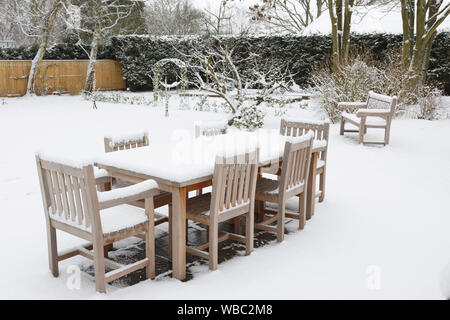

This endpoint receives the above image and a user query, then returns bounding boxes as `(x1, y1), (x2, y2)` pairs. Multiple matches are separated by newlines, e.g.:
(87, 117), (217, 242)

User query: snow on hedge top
(303, 4), (450, 35)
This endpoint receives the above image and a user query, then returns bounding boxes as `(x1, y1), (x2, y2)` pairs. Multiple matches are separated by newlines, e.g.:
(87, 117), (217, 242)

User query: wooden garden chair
(255, 133), (313, 242)
(185, 149), (259, 270)
(101, 132), (171, 255)
(280, 118), (330, 203)
(101, 132), (171, 226)
(194, 121), (227, 138)
(194, 122), (228, 196)
(36, 155), (159, 293)
(94, 132), (150, 190)
(339, 91), (397, 145)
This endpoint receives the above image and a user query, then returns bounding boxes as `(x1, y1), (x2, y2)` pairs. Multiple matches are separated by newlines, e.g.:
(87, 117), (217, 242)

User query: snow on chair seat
(35, 154), (159, 293)
(97, 179), (158, 209)
(341, 112), (387, 126)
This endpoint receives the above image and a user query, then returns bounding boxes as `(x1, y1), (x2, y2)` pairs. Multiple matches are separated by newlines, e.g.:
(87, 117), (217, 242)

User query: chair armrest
(338, 102), (367, 110)
(356, 108), (391, 117)
(97, 179), (159, 210)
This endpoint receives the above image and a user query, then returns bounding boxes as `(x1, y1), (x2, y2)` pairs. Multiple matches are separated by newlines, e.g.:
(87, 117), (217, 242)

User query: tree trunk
(342, 0), (354, 62)
(84, 29), (100, 94)
(26, 1), (66, 95)
(336, 0), (343, 62)
(328, 0), (339, 73)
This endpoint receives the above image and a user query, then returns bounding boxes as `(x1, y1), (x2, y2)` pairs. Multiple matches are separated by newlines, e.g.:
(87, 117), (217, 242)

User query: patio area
(1, 94), (450, 299)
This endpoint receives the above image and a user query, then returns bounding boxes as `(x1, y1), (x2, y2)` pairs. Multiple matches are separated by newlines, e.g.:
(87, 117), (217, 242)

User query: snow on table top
(97, 179), (158, 204)
(95, 130), (326, 184)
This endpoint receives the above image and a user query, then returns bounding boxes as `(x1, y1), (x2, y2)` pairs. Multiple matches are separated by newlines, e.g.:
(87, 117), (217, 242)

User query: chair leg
(298, 193), (306, 230)
(319, 170), (326, 203)
(93, 238), (106, 293)
(277, 201), (285, 243)
(384, 125), (390, 145)
(234, 216), (242, 234)
(145, 198), (155, 280)
(103, 243), (113, 258)
(208, 222), (218, 271)
(340, 118), (345, 135)
(359, 118), (366, 144)
(245, 210), (254, 256)
(168, 204), (172, 260)
(104, 181), (112, 191)
(256, 200), (265, 222)
(359, 126), (365, 144)
(46, 224), (59, 277)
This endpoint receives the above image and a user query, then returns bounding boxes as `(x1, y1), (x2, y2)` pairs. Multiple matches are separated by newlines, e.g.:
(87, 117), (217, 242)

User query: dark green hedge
(2, 33), (449, 93)
(0, 33), (114, 60)
(110, 33), (450, 94)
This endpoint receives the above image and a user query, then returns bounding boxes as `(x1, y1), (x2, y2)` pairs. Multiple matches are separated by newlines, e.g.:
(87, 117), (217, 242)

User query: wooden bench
(339, 91), (397, 145)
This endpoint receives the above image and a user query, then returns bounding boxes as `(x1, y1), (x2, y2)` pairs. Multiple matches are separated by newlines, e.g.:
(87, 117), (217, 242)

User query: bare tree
(401, 0), (450, 96)
(203, 0), (235, 34)
(65, 0), (139, 93)
(327, 0), (356, 72)
(249, 0), (327, 33)
(0, 0), (68, 94)
(144, 0), (204, 35)
(181, 39), (294, 120)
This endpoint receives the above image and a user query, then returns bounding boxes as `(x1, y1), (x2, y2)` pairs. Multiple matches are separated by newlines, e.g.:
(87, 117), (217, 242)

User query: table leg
(306, 152), (318, 220)
(171, 186), (187, 281)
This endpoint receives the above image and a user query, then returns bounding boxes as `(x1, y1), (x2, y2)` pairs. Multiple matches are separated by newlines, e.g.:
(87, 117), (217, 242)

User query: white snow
(97, 179), (159, 204)
(1, 94), (450, 299)
(100, 205), (149, 235)
(342, 112), (387, 126)
(303, 4), (450, 35)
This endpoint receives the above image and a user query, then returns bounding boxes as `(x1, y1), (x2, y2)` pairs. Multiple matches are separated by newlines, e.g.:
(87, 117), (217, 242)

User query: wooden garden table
(95, 131), (325, 281)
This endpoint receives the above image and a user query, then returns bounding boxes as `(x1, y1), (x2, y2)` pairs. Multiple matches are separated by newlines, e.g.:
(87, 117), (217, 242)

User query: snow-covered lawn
(0, 94), (449, 299)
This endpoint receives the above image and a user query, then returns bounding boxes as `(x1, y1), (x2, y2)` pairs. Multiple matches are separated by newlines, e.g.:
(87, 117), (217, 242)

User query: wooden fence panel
(0, 60), (126, 97)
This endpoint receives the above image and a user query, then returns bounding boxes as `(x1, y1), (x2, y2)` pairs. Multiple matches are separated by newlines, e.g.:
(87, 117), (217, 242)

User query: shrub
(231, 104), (265, 131)
(310, 48), (443, 122)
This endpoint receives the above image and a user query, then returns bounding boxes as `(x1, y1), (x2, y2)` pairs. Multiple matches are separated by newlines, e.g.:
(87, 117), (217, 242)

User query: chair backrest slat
(104, 133), (149, 153)
(211, 150), (258, 217)
(45, 170), (57, 214)
(79, 177), (91, 228)
(64, 174), (77, 222)
(72, 176), (84, 225)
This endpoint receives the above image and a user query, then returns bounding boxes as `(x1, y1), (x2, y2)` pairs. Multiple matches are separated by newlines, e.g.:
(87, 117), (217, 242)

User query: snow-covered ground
(0, 94), (450, 299)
